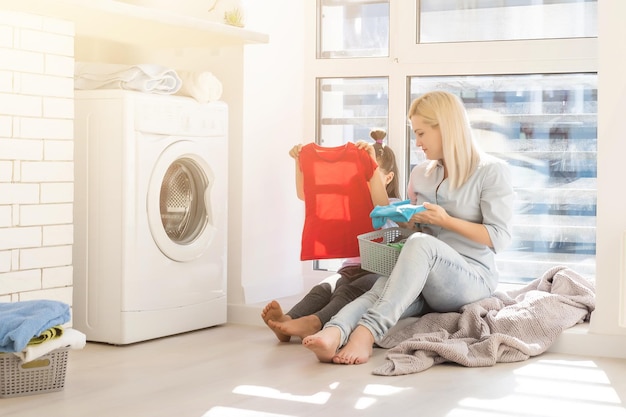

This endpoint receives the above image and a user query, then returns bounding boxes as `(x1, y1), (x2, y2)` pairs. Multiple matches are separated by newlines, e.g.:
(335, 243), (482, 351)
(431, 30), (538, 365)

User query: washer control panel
(133, 97), (228, 137)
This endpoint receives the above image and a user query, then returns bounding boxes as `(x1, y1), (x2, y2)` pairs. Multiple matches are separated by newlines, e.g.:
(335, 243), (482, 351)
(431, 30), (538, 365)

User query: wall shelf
(0, 0), (268, 47)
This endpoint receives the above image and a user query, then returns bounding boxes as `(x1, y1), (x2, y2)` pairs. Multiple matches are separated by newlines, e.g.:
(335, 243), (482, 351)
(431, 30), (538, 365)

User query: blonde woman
(303, 91), (514, 365)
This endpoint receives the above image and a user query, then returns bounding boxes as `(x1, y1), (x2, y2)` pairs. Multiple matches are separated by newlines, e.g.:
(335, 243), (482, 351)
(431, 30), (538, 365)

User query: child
(262, 130), (401, 342)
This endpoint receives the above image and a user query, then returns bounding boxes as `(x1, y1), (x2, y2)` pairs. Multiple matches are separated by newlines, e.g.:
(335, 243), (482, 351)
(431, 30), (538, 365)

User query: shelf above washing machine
(0, 0), (269, 47)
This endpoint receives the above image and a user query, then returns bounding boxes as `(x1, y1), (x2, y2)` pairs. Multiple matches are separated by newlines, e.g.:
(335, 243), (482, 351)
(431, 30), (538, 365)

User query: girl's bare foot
(302, 327), (342, 363)
(261, 300), (291, 342)
(271, 315), (322, 340)
(332, 325), (374, 365)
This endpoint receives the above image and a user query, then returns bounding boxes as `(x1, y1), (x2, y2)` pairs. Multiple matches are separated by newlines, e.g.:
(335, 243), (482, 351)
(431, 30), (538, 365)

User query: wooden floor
(3, 323), (626, 417)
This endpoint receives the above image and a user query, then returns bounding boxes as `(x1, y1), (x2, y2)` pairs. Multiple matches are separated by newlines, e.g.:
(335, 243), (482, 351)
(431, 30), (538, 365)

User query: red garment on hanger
(298, 142), (377, 260)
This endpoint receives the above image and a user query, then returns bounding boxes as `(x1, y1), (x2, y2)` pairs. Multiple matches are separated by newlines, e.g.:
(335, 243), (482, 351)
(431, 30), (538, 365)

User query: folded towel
(0, 300), (70, 353)
(14, 328), (87, 363)
(370, 200), (426, 229)
(27, 325), (64, 346)
(74, 62), (182, 94)
(175, 70), (223, 103)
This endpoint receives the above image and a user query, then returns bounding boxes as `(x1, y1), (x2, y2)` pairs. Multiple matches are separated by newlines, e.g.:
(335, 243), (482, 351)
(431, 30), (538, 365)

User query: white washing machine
(73, 90), (228, 344)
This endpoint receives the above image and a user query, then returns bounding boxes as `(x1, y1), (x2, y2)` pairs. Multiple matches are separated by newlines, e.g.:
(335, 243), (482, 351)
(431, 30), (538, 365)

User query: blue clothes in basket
(0, 300), (70, 353)
(370, 199), (426, 229)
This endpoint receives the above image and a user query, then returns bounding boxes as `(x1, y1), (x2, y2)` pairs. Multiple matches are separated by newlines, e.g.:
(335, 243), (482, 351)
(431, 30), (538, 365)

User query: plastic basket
(358, 227), (415, 276)
(0, 348), (69, 398)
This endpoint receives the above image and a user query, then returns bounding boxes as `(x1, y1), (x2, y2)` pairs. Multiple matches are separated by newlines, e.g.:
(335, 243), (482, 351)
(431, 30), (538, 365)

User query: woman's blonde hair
(408, 91), (480, 190)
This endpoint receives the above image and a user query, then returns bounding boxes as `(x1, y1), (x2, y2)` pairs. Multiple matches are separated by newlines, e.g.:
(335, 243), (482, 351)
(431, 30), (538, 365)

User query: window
(317, 77), (389, 146)
(316, 77), (389, 272)
(318, 0), (390, 58)
(419, 0), (597, 43)
(312, 1), (597, 285)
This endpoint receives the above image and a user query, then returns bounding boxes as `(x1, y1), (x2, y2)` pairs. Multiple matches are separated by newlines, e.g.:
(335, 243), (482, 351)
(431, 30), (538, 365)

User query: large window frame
(307, 1), (597, 286)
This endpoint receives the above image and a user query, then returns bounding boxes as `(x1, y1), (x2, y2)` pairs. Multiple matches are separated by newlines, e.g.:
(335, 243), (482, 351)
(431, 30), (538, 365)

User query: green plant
(224, 8), (244, 27)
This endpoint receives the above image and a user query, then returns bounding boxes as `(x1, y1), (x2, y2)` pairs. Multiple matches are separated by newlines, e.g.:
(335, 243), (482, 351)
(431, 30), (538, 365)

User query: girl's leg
(314, 273), (381, 325)
(264, 270), (348, 341)
(285, 283), (332, 319)
(262, 282), (333, 342)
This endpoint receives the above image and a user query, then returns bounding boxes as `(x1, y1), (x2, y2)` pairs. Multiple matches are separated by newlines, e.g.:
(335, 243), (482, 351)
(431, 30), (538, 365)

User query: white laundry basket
(0, 348), (69, 398)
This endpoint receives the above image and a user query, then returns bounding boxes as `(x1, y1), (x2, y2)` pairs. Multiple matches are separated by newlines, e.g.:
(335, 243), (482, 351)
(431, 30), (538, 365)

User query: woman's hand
(355, 140), (376, 160)
(411, 202), (450, 227)
(289, 144), (303, 160)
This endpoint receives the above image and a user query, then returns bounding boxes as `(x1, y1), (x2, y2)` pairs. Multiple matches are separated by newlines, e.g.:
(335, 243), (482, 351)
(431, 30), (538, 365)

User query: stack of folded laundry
(74, 62), (223, 103)
(0, 300), (86, 363)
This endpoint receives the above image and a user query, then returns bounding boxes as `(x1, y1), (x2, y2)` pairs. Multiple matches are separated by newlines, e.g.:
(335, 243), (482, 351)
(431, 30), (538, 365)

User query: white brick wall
(0, 11), (74, 306)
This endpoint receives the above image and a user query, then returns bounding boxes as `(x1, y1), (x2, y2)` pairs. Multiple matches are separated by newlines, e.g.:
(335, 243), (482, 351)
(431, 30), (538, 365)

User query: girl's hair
(407, 91), (480, 190)
(370, 129), (401, 199)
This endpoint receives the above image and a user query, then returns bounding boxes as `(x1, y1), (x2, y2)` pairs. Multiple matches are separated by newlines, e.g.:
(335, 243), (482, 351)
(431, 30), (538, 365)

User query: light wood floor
(3, 323), (626, 417)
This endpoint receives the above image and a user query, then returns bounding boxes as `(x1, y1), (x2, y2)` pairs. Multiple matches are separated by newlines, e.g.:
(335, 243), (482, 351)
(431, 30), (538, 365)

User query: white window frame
(303, 1), (626, 350)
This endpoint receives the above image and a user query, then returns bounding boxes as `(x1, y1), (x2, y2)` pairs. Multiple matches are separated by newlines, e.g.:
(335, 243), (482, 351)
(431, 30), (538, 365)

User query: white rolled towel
(175, 70), (223, 103)
(75, 62), (182, 95)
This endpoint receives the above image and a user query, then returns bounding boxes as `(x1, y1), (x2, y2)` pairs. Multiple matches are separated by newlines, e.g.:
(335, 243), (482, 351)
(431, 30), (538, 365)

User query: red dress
(299, 142), (377, 260)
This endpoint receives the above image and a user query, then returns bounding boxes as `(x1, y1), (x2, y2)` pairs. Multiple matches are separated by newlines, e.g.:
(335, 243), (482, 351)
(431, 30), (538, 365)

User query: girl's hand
(355, 140), (376, 160)
(411, 202), (450, 227)
(289, 144), (303, 160)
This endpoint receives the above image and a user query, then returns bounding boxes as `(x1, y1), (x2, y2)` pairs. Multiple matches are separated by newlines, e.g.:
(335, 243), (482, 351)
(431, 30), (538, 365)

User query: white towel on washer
(75, 62), (182, 94)
(175, 70), (223, 102)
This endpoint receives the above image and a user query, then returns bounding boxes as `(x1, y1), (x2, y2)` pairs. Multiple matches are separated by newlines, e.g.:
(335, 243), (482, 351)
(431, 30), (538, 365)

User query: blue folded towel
(370, 199), (426, 229)
(0, 300), (71, 353)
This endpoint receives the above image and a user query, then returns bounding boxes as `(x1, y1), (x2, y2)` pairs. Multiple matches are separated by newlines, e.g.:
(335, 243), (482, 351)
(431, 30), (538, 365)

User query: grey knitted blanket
(374, 266), (595, 376)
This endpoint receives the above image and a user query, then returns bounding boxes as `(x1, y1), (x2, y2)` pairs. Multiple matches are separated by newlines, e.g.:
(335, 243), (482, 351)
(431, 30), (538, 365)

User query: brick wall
(0, 11), (74, 306)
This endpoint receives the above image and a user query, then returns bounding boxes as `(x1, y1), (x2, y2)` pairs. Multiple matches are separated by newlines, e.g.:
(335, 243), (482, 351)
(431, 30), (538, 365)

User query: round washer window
(159, 158), (207, 244)
(147, 141), (217, 262)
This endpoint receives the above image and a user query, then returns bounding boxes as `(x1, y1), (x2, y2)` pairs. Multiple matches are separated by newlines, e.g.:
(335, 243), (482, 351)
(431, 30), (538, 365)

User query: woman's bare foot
(271, 315), (322, 340)
(261, 300), (291, 342)
(302, 327), (342, 363)
(332, 325), (374, 365)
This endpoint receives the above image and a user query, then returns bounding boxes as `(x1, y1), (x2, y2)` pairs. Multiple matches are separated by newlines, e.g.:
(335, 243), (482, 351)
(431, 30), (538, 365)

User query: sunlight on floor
(447, 359), (626, 417)
(231, 385), (331, 404)
(201, 407), (294, 417)
(203, 380), (415, 416)
(199, 358), (626, 417)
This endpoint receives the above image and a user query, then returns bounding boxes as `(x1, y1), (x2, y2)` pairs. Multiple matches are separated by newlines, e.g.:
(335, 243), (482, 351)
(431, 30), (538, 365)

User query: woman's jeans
(325, 232), (497, 346)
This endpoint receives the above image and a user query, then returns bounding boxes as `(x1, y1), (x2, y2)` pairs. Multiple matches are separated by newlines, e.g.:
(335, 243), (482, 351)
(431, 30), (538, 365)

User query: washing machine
(73, 90), (228, 344)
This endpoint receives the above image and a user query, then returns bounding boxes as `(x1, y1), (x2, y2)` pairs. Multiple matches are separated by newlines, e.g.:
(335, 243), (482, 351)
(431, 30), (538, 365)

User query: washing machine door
(147, 140), (216, 262)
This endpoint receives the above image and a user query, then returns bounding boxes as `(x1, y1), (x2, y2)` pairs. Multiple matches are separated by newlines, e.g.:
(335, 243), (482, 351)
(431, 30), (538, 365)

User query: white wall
(229, 0), (310, 306)
(0, 12), (75, 307)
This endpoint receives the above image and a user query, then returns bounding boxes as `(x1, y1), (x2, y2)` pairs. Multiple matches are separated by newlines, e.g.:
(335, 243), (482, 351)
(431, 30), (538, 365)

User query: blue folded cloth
(0, 300), (71, 353)
(370, 199), (426, 229)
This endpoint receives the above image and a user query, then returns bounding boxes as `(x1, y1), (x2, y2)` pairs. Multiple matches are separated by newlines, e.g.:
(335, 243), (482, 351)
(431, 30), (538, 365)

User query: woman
(303, 91), (514, 364)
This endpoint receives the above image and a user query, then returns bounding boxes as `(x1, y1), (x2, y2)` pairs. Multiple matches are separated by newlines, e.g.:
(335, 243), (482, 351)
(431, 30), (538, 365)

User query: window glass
(408, 74), (597, 283)
(318, 0), (390, 58)
(419, 0), (597, 43)
(317, 77), (389, 146)
(316, 76), (389, 271)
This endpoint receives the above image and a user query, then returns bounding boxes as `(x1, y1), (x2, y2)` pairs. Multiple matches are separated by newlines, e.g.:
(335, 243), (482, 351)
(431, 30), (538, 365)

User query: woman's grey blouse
(407, 155), (514, 274)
